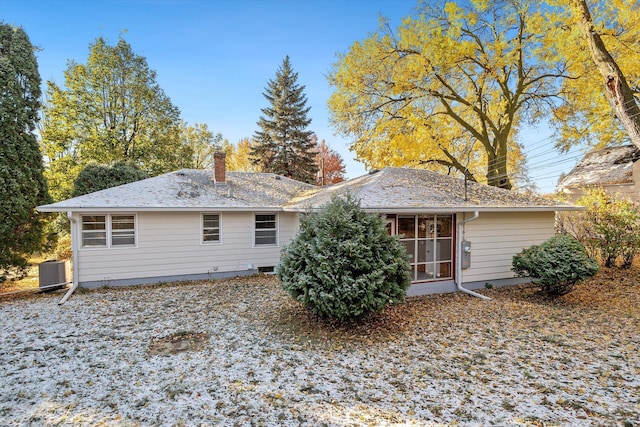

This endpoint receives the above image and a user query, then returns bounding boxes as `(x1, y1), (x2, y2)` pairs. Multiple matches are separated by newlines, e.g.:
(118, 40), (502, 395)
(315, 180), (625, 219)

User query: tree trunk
(486, 141), (512, 190)
(573, 0), (640, 149)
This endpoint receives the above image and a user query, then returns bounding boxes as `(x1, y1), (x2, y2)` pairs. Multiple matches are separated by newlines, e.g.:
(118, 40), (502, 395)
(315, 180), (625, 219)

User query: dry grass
(0, 255), (50, 294)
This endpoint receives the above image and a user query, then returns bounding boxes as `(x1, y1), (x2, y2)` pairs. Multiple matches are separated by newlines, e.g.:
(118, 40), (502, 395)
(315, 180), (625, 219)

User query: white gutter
(59, 211), (79, 305)
(456, 211), (491, 300)
(38, 206), (290, 213)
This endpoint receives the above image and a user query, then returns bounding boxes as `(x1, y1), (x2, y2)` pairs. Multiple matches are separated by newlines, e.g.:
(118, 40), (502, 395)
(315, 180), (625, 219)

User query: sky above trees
(3, 0), (583, 192)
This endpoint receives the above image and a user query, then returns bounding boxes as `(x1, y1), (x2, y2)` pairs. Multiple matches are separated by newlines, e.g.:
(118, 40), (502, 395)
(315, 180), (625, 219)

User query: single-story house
(38, 154), (577, 301)
(557, 145), (640, 203)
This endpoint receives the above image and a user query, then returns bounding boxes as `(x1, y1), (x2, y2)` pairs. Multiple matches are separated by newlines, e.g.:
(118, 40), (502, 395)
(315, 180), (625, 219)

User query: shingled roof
(38, 170), (317, 212)
(285, 167), (574, 212)
(39, 167), (575, 213)
(558, 145), (640, 190)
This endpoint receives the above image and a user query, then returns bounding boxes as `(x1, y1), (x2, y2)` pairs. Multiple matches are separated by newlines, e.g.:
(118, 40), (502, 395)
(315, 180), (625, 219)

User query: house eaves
(38, 206), (289, 213)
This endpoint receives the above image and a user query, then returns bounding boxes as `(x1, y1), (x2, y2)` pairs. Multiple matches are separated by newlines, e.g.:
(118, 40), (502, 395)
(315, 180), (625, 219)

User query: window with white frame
(254, 214), (277, 246)
(81, 214), (136, 248)
(202, 213), (221, 243)
(81, 215), (107, 247)
(111, 215), (136, 246)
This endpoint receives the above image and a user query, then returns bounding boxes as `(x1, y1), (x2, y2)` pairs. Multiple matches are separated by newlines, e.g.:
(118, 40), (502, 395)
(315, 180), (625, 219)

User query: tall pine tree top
(250, 56), (318, 184)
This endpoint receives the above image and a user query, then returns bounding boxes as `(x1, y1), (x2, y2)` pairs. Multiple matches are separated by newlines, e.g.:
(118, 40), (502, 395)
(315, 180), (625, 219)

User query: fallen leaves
(0, 270), (638, 426)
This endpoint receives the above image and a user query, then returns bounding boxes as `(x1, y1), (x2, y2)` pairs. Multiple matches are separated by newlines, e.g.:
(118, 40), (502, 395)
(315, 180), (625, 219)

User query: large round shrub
(512, 234), (599, 296)
(72, 161), (149, 197)
(278, 194), (411, 321)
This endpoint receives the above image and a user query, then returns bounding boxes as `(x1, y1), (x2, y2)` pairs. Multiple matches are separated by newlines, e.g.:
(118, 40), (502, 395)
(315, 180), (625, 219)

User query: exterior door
(385, 217), (396, 236)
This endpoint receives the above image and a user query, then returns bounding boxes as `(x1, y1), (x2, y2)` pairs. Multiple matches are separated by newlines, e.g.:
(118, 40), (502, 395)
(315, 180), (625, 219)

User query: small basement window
(258, 266), (275, 274)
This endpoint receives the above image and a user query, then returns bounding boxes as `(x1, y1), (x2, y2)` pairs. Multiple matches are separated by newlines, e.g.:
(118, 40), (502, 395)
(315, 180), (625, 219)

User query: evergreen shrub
(278, 194), (411, 321)
(512, 234), (599, 296)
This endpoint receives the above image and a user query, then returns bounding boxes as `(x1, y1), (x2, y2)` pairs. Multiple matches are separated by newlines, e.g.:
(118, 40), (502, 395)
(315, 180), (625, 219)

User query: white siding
(74, 211), (299, 285)
(460, 211), (555, 283)
(72, 209), (556, 289)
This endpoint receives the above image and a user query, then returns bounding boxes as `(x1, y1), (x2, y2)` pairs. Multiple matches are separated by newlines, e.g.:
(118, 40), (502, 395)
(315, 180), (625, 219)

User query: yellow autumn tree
(328, 1), (572, 189)
(175, 121), (223, 169)
(541, 0), (640, 151)
(222, 138), (263, 172)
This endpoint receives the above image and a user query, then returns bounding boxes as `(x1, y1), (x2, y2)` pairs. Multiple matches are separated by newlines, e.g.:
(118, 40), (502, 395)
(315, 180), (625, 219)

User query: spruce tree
(0, 23), (51, 278)
(278, 194), (411, 321)
(251, 56), (318, 184)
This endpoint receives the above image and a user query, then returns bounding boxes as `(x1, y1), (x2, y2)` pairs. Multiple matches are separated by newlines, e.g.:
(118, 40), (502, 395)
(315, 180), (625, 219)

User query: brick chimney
(213, 152), (226, 183)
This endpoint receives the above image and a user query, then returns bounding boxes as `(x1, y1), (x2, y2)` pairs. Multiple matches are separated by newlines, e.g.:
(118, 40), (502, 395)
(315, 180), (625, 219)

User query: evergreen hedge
(278, 194), (411, 320)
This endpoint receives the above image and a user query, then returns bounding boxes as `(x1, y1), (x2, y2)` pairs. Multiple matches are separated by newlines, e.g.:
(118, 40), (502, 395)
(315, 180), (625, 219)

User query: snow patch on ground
(1, 276), (638, 426)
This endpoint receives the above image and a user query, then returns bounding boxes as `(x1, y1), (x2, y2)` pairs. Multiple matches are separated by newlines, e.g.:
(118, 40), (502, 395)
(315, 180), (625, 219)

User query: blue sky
(2, 0), (579, 191)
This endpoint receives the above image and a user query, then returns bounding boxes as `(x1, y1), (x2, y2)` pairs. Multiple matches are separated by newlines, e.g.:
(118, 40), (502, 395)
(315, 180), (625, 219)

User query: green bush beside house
(513, 234), (599, 296)
(278, 194), (411, 321)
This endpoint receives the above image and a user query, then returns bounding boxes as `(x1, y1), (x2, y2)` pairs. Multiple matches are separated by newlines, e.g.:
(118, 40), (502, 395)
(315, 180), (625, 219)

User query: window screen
(81, 215), (107, 248)
(202, 214), (221, 243)
(111, 215), (136, 246)
(255, 214), (277, 245)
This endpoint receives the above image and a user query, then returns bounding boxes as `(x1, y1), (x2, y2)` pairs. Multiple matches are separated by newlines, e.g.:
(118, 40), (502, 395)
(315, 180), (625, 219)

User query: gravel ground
(0, 270), (638, 426)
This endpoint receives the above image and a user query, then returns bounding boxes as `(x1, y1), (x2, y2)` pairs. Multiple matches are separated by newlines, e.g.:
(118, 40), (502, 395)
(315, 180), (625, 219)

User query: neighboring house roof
(38, 170), (317, 212)
(38, 166), (576, 213)
(558, 145), (640, 190)
(285, 167), (573, 212)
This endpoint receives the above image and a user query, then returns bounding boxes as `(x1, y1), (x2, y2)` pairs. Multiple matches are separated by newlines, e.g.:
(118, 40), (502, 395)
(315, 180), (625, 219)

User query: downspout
(456, 211), (491, 300)
(59, 211), (79, 305)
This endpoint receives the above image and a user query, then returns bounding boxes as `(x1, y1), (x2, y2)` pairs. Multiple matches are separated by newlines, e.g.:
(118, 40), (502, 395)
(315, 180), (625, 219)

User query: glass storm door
(397, 215), (454, 282)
